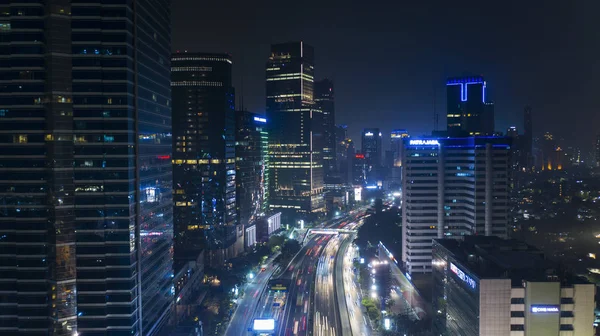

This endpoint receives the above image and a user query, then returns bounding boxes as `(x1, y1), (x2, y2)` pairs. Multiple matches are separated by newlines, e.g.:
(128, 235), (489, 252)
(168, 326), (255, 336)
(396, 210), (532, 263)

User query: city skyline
(172, 0), (600, 151)
(2, 1), (599, 335)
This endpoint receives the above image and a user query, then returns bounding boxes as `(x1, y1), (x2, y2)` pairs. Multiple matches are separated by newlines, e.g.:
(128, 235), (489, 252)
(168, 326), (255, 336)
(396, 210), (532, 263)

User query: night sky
(172, 0), (599, 151)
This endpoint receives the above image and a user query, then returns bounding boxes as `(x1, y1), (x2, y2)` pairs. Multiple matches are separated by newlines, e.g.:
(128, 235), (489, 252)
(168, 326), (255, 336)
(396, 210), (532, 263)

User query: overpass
(302, 228), (356, 245)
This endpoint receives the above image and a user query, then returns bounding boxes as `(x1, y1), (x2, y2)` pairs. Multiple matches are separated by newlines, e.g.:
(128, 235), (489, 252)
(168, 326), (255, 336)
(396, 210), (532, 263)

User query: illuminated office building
(266, 42), (324, 220)
(401, 137), (510, 275)
(0, 1), (173, 334)
(315, 79), (336, 179)
(446, 76), (495, 136)
(235, 111), (269, 229)
(361, 128), (382, 167)
(172, 53), (238, 268)
(433, 236), (595, 336)
(389, 129), (409, 167)
(352, 153), (367, 186)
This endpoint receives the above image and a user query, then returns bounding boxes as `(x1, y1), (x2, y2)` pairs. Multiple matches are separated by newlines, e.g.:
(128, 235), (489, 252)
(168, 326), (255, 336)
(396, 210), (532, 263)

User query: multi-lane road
(226, 209), (369, 336)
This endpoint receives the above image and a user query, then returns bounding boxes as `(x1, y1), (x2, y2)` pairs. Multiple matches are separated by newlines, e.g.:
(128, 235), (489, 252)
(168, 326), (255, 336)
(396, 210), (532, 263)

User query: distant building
(256, 212), (282, 242)
(336, 125), (354, 185)
(315, 79), (336, 180)
(540, 132), (564, 171)
(523, 106), (534, 170)
(389, 129), (410, 167)
(362, 128), (382, 167)
(352, 153), (368, 186)
(446, 76), (495, 136)
(433, 236), (595, 336)
(596, 133), (600, 168)
(362, 128), (382, 184)
(386, 129), (409, 191)
(172, 53), (238, 268)
(402, 137), (511, 275)
(235, 111), (269, 229)
(266, 42), (324, 221)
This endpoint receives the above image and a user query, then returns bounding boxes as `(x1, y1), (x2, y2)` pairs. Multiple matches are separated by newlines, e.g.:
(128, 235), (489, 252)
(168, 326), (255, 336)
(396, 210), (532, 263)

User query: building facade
(172, 53), (238, 268)
(0, 1), (173, 334)
(432, 237), (595, 336)
(401, 137), (510, 275)
(361, 128), (382, 168)
(389, 129), (409, 168)
(235, 111), (268, 228)
(352, 153), (367, 186)
(315, 79), (336, 180)
(265, 42), (324, 221)
(446, 76), (495, 136)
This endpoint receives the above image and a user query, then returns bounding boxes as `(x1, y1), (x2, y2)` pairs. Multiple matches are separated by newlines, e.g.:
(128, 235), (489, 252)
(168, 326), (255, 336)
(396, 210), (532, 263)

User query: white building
(401, 137), (510, 275)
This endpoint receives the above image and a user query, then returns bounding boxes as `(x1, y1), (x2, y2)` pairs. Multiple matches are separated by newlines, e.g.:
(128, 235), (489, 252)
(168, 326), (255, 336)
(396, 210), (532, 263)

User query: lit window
(14, 135), (27, 143)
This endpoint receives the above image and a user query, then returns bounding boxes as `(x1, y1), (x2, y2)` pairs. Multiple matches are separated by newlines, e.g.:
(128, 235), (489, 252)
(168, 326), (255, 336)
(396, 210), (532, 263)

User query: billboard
(253, 318), (275, 332)
(354, 187), (362, 202)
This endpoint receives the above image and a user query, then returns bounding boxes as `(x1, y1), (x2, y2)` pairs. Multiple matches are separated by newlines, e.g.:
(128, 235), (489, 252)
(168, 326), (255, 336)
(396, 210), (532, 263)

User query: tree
(268, 235), (285, 251)
(281, 239), (301, 258)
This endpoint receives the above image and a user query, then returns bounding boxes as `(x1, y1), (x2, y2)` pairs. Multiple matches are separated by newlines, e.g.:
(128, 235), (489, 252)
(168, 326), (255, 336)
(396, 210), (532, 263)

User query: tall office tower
(335, 125), (348, 173)
(389, 129), (409, 167)
(361, 128), (382, 167)
(315, 79), (336, 180)
(446, 76), (495, 136)
(401, 137), (510, 276)
(0, 1), (173, 335)
(352, 153), (367, 186)
(361, 128), (382, 184)
(235, 111), (268, 228)
(172, 53), (238, 268)
(266, 42), (324, 221)
(522, 106), (534, 170)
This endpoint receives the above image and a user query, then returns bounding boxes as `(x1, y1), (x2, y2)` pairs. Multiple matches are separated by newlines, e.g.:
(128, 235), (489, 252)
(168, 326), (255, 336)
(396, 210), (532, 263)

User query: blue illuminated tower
(446, 76), (495, 136)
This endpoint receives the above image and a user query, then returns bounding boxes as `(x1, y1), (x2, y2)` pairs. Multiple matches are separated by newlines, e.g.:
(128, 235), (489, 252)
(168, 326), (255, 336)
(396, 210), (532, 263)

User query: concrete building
(401, 137), (511, 275)
(432, 236), (595, 336)
(256, 212), (282, 242)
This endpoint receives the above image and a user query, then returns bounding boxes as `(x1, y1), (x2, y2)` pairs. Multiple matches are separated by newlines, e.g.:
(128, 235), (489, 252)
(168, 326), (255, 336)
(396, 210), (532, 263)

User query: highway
(313, 235), (342, 336)
(275, 235), (331, 336)
(342, 240), (371, 336)
(224, 256), (279, 336)
(225, 209), (369, 336)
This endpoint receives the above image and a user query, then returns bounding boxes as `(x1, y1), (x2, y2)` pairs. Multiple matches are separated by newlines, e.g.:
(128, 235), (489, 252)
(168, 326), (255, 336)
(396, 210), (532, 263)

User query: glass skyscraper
(315, 79), (336, 180)
(0, 1), (173, 335)
(235, 111), (268, 228)
(265, 42), (324, 221)
(446, 76), (495, 136)
(171, 53), (238, 268)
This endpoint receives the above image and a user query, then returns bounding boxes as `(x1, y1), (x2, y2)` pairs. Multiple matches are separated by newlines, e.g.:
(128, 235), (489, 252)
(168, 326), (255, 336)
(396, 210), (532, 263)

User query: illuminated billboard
(450, 263), (476, 290)
(253, 319), (275, 332)
(531, 305), (559, 313)
(409, 139), (440, 146)
(354, 187), (362, 202)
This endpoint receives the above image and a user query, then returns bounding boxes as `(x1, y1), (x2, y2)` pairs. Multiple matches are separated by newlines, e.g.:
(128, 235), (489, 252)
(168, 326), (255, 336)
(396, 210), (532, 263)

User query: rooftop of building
(434, 236), (589, 287)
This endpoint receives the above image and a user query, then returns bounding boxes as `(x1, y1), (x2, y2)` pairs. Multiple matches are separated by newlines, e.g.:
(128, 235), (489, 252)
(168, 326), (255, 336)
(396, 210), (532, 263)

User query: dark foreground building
(0, 1), (173, 335)
(432, 236), (595, 336)
(172, 53), (239, 268)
